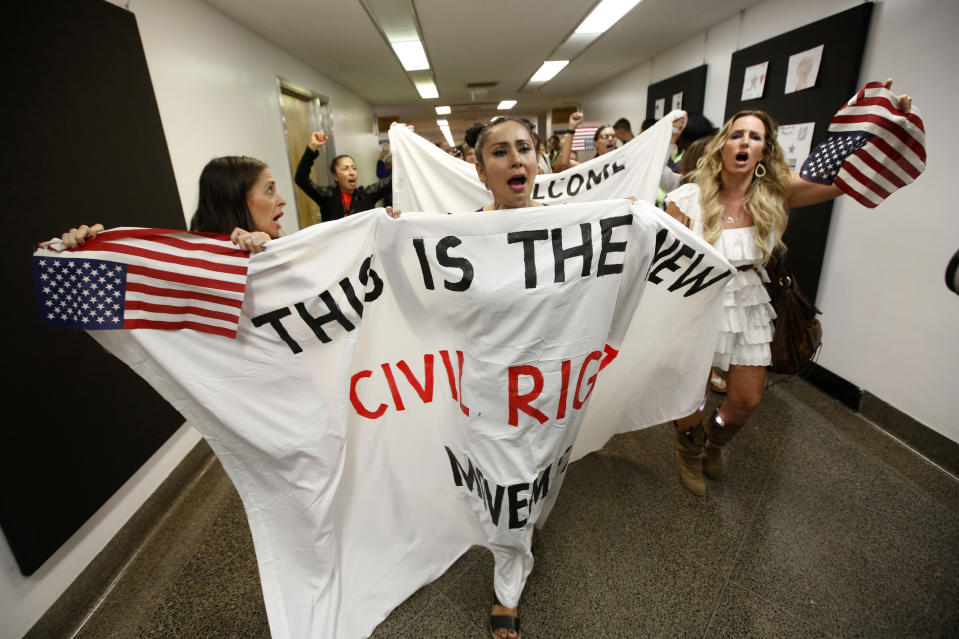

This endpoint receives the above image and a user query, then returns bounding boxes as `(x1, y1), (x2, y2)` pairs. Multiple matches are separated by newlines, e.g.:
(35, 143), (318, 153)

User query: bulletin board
(1, 0), (187, 575)
(646, 65), (707, 120)
(723, 3), (873, 302)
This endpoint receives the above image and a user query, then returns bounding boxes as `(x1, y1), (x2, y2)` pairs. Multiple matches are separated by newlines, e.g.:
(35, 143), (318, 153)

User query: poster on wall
(784, 44), (824, 94)
(671, 92), (683, 111)
(741, 61), (768, 100)
(654, 98), (665, 119)
(777, 122), (816, 172)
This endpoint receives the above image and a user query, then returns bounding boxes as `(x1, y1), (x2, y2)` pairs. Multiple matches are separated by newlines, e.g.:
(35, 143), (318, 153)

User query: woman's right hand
(568, 112), (584, 130)
(308, 131), (329, 151)
(230, 227), (271, 253)
(62, 223), (104, 248)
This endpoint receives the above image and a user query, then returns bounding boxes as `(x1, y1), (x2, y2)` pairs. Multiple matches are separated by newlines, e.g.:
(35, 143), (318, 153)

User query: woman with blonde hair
(665, 85), (913, 496)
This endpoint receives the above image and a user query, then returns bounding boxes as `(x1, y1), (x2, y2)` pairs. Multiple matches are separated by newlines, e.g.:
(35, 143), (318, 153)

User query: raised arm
(553, 111), (583, 172)
(294, 131), (330, 204)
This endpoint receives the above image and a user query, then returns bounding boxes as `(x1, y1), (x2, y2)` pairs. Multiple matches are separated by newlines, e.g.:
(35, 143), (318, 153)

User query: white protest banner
(34, 199), (731, 639)
(389, 111), (732, 460)
(389, 114), (685, 213)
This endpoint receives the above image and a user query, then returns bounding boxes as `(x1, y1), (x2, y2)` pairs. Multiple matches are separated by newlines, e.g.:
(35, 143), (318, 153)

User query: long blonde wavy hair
(690, 110), (790, 264)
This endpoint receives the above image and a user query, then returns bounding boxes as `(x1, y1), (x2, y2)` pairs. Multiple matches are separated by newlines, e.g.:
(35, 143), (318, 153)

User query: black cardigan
(295, 147), (392, 222)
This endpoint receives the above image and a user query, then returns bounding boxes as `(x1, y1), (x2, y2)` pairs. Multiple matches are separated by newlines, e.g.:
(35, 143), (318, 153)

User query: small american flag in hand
(800, 81), (925, 208)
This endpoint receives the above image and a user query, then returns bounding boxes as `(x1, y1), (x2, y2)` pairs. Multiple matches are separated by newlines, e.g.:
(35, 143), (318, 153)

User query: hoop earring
(754, 163), (766, 179)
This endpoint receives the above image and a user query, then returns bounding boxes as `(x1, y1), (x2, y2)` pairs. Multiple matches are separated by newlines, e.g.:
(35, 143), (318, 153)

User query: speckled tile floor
(31, 378), (959, 638)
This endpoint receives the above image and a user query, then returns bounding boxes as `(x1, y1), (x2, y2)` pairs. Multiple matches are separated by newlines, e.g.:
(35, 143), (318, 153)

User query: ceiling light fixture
(575, 0), (643, 34)
(415, 80), (439, 99)
(436, 119), (449, 126)
(497, 100), (517, 110)
(439, 124), (455, 147)
(390, 40), (430, 71)
(530, 61), (569, 83)
(435, 105), (451, 115)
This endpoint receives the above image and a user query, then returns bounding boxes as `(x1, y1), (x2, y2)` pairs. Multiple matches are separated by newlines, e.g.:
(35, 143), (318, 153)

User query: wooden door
(281, 89), (323, 228)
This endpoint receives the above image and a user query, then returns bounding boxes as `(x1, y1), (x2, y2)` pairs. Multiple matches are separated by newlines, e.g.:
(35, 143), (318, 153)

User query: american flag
(33, 228), (250, 338)
(800, 81), (925, 208)
(571, 126), (598, 152)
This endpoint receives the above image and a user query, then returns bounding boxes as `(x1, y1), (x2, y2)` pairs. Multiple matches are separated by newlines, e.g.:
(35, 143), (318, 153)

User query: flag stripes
(34, 228), (250, 338)
(799, 81), (925, 209)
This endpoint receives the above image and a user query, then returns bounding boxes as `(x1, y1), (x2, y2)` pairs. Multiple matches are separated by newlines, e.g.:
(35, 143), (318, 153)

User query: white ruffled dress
(666, 184), (775, 370)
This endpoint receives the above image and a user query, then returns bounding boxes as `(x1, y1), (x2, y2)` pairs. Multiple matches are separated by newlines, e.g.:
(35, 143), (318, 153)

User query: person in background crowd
(553, 111), (617, 171)
(377, 142), (393, 207)
(295, 131), (392, 222)
(536, 138), (551, 174)
(547, 134), (561, 169)
(613, 117), (634, 144)
(658, 113), (716, 207)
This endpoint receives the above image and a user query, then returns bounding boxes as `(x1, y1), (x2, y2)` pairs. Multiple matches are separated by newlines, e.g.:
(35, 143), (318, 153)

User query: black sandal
(490, 612), (520, 638)
(491, 597), (520, 638)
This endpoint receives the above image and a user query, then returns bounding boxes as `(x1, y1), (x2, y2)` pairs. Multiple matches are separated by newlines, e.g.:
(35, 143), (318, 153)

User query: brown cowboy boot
(703, 408), (743, 478)
(674, 421), (706, 496)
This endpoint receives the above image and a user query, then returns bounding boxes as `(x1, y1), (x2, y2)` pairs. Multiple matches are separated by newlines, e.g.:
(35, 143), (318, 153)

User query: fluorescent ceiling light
(391, 40), (429, 71)
(436, 119), (448, 126)
(440, 125), (455, 148)
(575, 0), (643, 34)
(530, 60), (569, 83)
(497, 100), (517, 110)
(435, 105), (451, 115)
(415, 80), (439, 99)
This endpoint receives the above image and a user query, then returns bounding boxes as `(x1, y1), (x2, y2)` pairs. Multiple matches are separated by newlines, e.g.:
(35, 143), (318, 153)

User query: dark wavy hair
(189, 156), (265, 233)
(677, 113), (716, 153)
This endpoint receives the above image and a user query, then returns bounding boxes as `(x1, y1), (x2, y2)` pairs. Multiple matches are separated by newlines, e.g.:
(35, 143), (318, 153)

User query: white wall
(581, 0), (959, 440)
(1, 1), (378, 637)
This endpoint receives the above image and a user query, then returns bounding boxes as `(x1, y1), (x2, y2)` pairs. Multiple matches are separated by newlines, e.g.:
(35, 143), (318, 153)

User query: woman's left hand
(884, 78), (912, 113)
(230, 227), (271, 253)
(385, 206), (402, 219)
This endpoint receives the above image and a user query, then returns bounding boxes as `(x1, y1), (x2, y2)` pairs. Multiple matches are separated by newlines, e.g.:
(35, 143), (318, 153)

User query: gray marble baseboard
(24, 439), (217, 639)
(860, 390), (959, 479)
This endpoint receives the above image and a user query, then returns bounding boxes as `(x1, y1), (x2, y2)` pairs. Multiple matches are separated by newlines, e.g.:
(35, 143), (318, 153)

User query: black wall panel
(646, 65), (708, 120)
(2, 0), (186, 574)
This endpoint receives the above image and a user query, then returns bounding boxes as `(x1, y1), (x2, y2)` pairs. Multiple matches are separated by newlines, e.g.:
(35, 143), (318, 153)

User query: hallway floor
(35, 378), (959, 638)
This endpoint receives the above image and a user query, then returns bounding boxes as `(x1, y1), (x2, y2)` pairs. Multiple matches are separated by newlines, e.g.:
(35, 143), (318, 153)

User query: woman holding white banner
(665, 81), (915, 496)
(470, 115), (543, 639)
(62, 156), (287, 252)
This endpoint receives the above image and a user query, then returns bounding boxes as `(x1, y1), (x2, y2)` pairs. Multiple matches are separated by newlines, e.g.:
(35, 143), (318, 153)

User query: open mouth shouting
(507, 173), (528, 192)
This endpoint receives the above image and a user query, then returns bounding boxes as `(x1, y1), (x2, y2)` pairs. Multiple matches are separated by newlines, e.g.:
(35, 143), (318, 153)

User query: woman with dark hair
(459, 116), (545, 639)
(62, 155), (287, 253)
(553, 111), (617, 171)
(657, 113), (716, 207)
(664, 84), (913, 497)
(294, 131), (392, 222)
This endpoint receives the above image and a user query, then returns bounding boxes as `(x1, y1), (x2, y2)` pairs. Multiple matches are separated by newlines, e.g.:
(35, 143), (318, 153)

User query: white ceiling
(202, 0), (757, 141)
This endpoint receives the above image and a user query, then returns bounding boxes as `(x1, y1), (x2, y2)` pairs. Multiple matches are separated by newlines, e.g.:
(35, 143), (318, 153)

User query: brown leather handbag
(764, 250), (822, 374)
